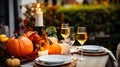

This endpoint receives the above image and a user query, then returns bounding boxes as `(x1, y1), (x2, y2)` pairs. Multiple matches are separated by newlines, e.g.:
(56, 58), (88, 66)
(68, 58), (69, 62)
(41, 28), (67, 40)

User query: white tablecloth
(21, 55), (110, 67)
(21, 45), (117, 67)
(75, 54), (109, 67)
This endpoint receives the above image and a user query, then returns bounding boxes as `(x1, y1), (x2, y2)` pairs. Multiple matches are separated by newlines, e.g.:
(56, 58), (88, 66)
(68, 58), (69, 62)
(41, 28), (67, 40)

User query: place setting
(33, 23), (77, 67)
(76, 45), (108, 56)
(33, 54), (77, 67)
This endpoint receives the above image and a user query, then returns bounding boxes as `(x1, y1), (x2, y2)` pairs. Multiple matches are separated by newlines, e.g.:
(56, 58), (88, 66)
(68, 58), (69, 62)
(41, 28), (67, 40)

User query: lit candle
(35, 4), (43, 26)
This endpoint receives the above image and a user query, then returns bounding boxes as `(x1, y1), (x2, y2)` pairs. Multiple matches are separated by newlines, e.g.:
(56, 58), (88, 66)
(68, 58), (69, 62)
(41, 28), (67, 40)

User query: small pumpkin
(4, 36), (33, 57)
(0, 34), (8, 43)
(40, 37), (62, 54)
(47, 37), (69, 54)
(48, 43), (62, 54)
(6, 56), (20, 67)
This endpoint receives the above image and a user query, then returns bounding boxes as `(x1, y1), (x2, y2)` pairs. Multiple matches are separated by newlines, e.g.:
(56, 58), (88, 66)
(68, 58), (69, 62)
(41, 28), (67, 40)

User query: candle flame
(37, 3), (40, 8)
(36, 3), (41, 14)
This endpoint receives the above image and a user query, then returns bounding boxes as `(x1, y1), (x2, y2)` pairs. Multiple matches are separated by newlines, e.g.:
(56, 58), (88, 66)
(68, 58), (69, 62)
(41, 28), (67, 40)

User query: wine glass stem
(79, 45), (86, 61)
(64, 37), (70, 44)
(80, 45), (83, 57)
(64, 37), (67, 42)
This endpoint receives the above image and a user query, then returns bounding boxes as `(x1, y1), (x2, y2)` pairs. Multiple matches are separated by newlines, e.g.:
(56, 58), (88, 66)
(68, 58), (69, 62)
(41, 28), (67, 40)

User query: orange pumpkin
(48, 43), (62, 54)
(40, 38), (62, 54)
(4, 36), (33, 57)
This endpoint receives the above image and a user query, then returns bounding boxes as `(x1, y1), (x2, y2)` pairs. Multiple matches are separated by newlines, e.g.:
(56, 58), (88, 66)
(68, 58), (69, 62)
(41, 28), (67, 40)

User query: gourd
(40, 37), (62, 54)
(4, 36), (33, 57)
(6, 56), (20, 67)
(0, 34), (8, 43)
(48, 43), (62, 54)
(47, 37), (69, 54)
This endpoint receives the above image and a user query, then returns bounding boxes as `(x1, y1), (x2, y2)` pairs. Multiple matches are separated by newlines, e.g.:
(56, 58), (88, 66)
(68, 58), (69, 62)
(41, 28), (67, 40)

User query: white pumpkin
(6, 56), (20, 67)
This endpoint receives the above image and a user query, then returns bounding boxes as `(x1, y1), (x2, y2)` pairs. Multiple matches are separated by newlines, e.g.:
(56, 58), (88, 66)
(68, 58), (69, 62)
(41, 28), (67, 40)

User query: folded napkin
(101, 47), (116, 61)
(101, 47), (117, 67)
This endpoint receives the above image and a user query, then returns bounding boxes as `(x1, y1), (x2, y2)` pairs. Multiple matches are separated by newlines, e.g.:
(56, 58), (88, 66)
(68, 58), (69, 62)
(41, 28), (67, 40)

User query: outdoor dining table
(21, 45), (117, 67)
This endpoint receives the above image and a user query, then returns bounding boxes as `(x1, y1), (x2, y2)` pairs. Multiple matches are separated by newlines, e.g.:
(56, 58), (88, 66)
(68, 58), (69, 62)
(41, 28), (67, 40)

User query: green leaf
(46, 26), (57, 35)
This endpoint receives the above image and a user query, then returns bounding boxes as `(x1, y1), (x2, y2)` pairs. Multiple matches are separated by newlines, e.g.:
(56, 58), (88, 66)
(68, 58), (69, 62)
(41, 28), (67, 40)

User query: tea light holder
(38, 50), (48, 57)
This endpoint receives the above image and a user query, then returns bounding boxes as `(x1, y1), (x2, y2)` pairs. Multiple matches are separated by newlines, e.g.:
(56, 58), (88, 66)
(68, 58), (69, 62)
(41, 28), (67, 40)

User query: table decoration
(60, 40), (70, 55)
(0, 34), (9, 66)
(6, 56), (20, 67)
(0, 34), (8, 58)
(0, 29), (72, 66)
(34, 3), (45, 35)
(4, 36), (34, 57)
(40, 39), (62, 54)
(38, 50), (48, 57)
(23, 31), (62, 55)
(17, 3), (45, 35)
(0, 32), (38, 64)
(0, 34), (8, 43)
(35, 3), (43, 27)
(47, 37), (70, 55)
(46, 26), (57, 38)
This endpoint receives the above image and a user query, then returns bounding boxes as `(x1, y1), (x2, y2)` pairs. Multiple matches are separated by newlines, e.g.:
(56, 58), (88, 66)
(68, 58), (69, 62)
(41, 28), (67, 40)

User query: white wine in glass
(76, 27), (88, 61)
(61, 23), (70, 41)
(77, 32), (87, 45)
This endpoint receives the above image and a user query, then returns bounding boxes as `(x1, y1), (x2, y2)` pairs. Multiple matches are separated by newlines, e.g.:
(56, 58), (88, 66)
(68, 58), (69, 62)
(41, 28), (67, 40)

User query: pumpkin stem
(47, 38), (53, 45)
(11, 56), (14, 59)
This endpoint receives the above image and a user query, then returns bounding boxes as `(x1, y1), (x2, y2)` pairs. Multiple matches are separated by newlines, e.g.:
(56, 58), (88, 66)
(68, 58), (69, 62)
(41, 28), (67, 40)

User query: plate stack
(34, 55), (77, 67)
(78, 45), (108, 56)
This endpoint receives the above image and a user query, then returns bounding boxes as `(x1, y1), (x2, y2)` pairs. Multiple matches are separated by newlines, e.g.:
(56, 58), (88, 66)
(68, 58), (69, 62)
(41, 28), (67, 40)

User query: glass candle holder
(38, 50), (48, 57)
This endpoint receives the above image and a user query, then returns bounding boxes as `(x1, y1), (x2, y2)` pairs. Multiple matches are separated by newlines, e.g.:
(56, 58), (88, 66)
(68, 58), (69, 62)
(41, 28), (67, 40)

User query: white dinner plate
(34, 55), (72, 66)
(82, 45), (102, 52)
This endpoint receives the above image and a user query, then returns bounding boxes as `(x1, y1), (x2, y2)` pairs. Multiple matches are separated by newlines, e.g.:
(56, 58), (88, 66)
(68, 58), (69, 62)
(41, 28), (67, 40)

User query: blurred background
(0, 0), (120, 56)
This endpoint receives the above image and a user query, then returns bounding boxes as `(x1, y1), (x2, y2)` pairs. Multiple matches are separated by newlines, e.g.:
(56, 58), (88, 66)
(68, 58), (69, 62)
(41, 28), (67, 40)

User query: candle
(35, 4), (43, 26)
(38, 50), (48, 57)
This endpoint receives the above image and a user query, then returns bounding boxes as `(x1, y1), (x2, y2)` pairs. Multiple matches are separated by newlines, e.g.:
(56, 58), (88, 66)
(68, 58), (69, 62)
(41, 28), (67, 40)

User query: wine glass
(76, 27), (88, 61)
(69, 26), (76, 59)
(69, 26), (75, 46)
(60, 23), (70, 42)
